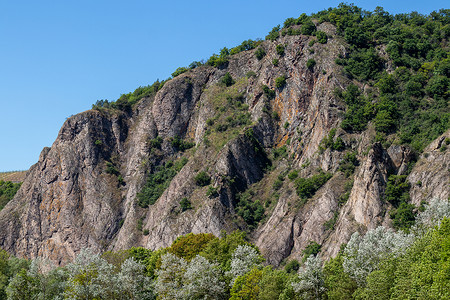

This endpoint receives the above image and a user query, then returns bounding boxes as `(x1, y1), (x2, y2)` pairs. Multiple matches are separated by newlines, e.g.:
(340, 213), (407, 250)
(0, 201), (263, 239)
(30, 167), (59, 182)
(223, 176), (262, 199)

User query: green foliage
(180, 197), (192, 211)
(358, 218), (450, 299)
(272, 145), (287, 160)
(168, 233), (217, 261)
(338, 151), (359, 177)
(262, 85), (275, 100)
(301, 20), (316, 35)
(323, 254), (358, 299)
(384, 175), (410, 207)
(255, 47), (266, 60)
(288, 170), (299, 181)
(200, 231), (252, 271)
(148, 136), (163, 149)
(302, 241), (322, 262)
(390, 202), (417, 232)
(194, 171), (211, 187)
(276, 44), (285, 56)
(316, 31), (328, 44)
(295, 170), (332, 202)
(338, 84), (375, 132)
(0, 181), (21, 211)
(230, 267), (262, 300)
(306, 58), (316, 70)
(171, 66), (188, 78)
(206, 47), (230, 68)
(272, 58), (279, 66)
(230, 39), (259, 55)
(105, 161), (119, 176)
(206, 186), (219, 198)
(94, 80), (163, 111)
(319, 128), (346, 152)
(284, 260), (300, 274)
(169, 136), (195, 152)
(275, 76), (287, 89)
(235, 190), (265, 229)
(266, 25), (280, 41)
(137, 158), (188, 208)
(221, 72), (235, 87)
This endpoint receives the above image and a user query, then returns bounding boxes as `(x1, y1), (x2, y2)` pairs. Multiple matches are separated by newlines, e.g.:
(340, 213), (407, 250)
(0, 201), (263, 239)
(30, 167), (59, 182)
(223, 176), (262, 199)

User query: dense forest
(1, 3), (449, 299)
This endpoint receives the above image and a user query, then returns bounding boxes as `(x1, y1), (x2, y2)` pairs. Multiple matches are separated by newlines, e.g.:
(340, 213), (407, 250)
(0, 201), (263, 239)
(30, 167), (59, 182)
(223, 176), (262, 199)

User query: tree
(292, 255), (325, 300)
(343, 227), (414, 286)
(64, 249), (117, 300)
(155, 253), (187, 300)
(230, 268), (262, 300)
(226, 245), (263, 286)
(117, 258), (154, 300)
(183, 255), (225, 300)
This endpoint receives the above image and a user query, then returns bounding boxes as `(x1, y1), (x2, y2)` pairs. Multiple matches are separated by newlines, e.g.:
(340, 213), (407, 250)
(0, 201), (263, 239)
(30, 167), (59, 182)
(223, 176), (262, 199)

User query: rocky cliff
(1, 21), (448, 265)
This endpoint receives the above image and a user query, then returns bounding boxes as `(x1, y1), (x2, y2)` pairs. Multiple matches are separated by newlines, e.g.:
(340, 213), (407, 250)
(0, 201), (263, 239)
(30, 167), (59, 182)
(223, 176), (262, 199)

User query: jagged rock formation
(0, 21), (448, 266)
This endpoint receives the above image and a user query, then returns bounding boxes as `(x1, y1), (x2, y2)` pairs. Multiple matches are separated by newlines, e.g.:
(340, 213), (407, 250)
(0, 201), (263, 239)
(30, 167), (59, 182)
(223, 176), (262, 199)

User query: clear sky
(0, 0), (448, 171)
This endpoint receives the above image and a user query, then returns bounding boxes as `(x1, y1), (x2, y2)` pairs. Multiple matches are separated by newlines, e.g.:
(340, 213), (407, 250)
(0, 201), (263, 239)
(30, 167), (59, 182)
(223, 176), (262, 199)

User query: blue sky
(0, 0), (448, 171)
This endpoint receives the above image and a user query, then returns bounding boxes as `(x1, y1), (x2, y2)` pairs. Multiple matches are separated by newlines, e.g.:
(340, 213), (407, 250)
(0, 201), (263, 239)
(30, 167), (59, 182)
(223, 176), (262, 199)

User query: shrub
(295, 171), (332, 201)
(301, 20), (316, 35)
(220, 72), (235, 87)
(171, 67), (188, 78)
(275, 76), (287, 89)
(266, 25), (280, 41)
(316, 31), (328, 43)
(148, 136), (163, 149)
(235, 191), (265, 229)
(302, 241), (321, 261)
(307, 59), (316, 70)
(276, 44), (285, 56)
(137, 158), (188, 208)
(170, 136), (195, 152)
(206, 186), (219, 198)
(262, 85), (275, 99)
(272, 58), (279, 66)
(255, 47), (266, 60)
(288, 170), (299, 180)
(194, 171), (211, 187)
(180, 198), (192, 211)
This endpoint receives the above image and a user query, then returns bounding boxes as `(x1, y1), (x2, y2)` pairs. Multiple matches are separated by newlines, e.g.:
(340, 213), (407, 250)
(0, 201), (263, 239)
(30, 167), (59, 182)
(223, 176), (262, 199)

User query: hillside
(0, 3), (448, 271)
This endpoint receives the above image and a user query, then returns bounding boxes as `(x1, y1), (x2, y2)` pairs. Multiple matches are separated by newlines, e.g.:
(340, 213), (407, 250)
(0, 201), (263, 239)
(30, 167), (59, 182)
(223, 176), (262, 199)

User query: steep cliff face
(0, 21), (448, 265)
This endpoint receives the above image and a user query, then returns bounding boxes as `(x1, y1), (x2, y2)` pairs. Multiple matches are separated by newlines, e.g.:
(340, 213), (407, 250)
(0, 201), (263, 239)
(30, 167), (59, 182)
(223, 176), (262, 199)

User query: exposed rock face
(0, 22), (448, 265)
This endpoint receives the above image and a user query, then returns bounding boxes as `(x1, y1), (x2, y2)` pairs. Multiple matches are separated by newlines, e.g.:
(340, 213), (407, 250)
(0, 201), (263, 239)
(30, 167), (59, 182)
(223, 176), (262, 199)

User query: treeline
(0, 199), (448, 299)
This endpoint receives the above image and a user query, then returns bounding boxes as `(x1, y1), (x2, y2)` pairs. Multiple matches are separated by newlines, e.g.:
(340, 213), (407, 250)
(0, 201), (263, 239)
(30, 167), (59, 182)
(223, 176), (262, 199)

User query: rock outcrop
(1, 21), (448, 266)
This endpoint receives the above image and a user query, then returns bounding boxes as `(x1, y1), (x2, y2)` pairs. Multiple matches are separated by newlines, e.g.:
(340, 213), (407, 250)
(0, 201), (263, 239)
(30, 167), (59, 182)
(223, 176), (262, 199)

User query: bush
(275, 76), (287, 89)
(307, 59), (316, 70)
(276, 44), (285, 56)
(194, 171), (211, 187)
(220, 72), (235, 87)
(255, 47), (266, 60)
(301, 20), (316, 35)
(235, 190), (265, 229)
(266, 25), (280, 41)
(206, 186), (219, 198)
(170, 136), (195, 152)
(316, 31), (328, 44)
(180, 198), (192, 211)
(302, 241), (321, 261)
(295, 171), (332, 201)
(262, 85), (275, 99)
(171, 67), (188, 78)
(137, 158), (188, 208)
(272, 58), (279, 66)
